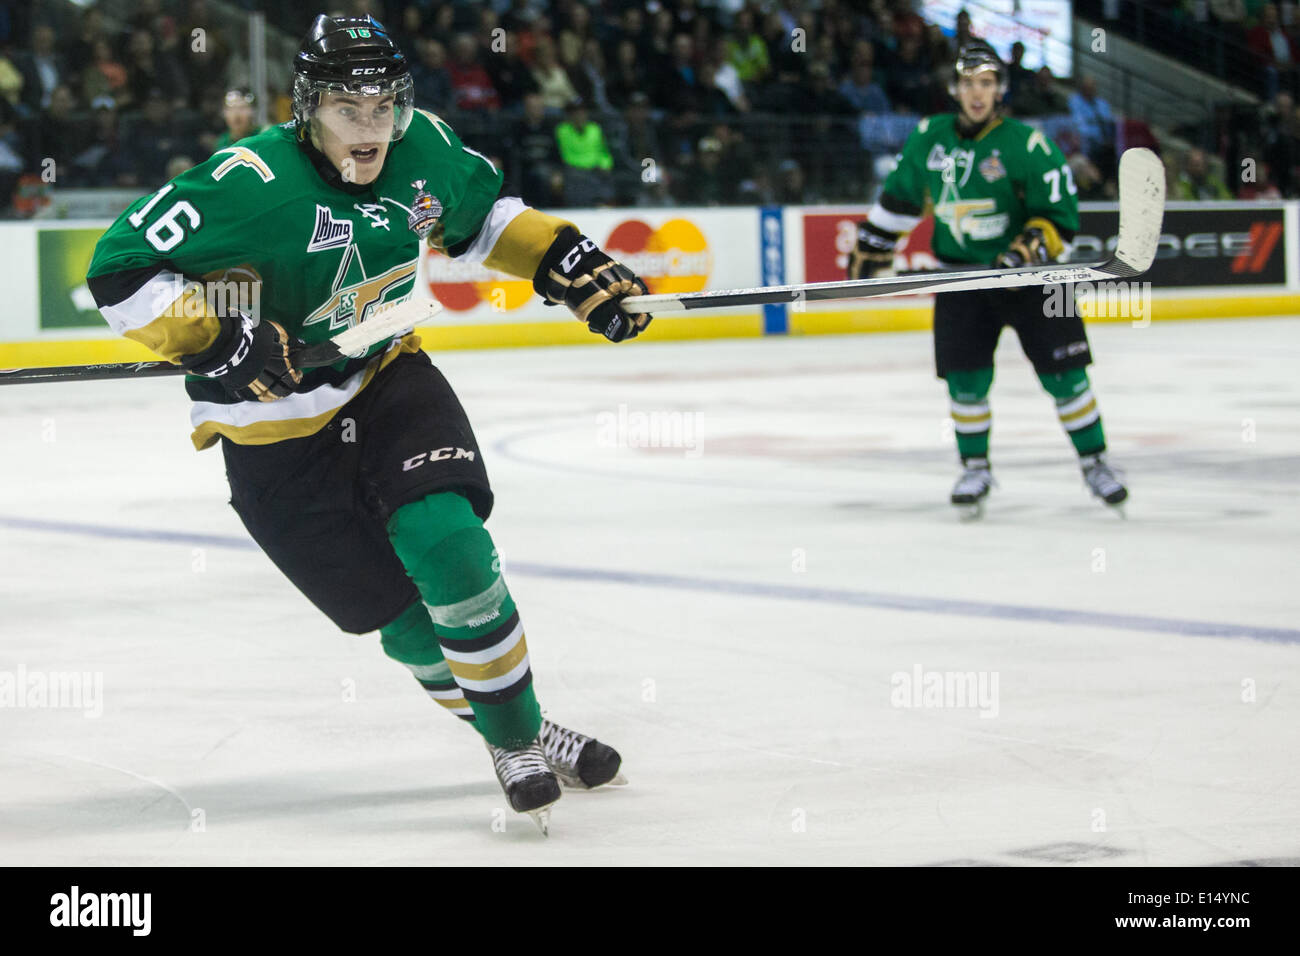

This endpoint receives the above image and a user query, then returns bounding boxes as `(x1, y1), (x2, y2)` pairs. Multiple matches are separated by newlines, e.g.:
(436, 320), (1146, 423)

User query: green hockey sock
(946, 367), (994, 462)
(1038, 369), (1107, 457)
(379, 601), (475, 725)
(385, 491), (542, 749)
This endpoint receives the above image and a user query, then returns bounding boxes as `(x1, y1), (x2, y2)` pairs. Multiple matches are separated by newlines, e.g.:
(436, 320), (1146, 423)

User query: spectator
(410, 38), (453, 112)
(177, 0), (234, 110)
(17, 24), (63, 113)
(1261, 90), (1299, 195)
(447, 34), (501, 113)
(213, 88), (260, 153)
(483, 32), (538, 107)
(1012, 66), (1068, 116)
(34, 85), (89, 182)
(555, 98), (613, 205)
(620, 90), (661, 185)
(1006, 42), (1034, 103)
(66, 6), (108, 73)
(0, 42), (24, 109)
(510, 90), (561, 207)
(81, 40), (128, 106)
(656, 34), (701, 114)
(1174, 147), (1233, 199)
(1209, 0), (1249, 38)
(571, 37), (612, 113)
(605, 39), (646, 110)
(555, 98), (613, 171)
(775, 157), (810, 203)
(679, 135), (731, 205)
(166, 154), (196, 180)
(707, 37), (749, 112)
(0, 95), (22, 212)
(1247, 3), (1299, 97)
(840, 52), (891, 113)
(530, 36), (577, 111)
(883, 28), (932, 115)
(72, 97), (133, 187)
(726, 8), (770, 87)
(1068, 76), (1116, 170)
(130, 88), (200, 186)
(123, 29), (188, 112)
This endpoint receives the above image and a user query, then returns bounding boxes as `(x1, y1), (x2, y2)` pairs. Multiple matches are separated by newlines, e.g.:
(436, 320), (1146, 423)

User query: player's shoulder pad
(199, 123), (296, 186)
(407, 108), (465, 150)
(997, 116), (1055, 156)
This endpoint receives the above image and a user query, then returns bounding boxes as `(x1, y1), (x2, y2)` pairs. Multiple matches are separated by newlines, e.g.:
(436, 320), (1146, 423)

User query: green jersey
(877, 114), (1078, 265)
(88, 109), (504, 450)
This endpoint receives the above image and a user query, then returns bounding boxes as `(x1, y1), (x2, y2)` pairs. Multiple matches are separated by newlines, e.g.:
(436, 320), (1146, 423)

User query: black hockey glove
(995, 218), (1065, 268)
(534, 228), (651, 342)
(180, 311), (304, 402)
(847, 221), (898, 280)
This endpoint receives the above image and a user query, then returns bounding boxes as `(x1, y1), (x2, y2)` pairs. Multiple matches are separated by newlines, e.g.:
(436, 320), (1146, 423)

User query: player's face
(957, 71), (1000, 125)
(313, 92), (396, 185)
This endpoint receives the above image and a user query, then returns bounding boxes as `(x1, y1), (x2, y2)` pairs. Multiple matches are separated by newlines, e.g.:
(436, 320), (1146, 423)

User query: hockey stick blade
(0, 298), (441, 385)
(622, 147), (1166, 312)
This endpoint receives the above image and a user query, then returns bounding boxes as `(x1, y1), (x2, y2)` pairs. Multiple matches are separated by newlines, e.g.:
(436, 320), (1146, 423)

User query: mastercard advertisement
(420, 210), (758, 323)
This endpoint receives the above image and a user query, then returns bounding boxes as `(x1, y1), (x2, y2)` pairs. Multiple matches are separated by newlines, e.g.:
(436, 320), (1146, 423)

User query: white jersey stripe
(188, 347), (393, 431)
(867, 202), (922, 236)
(454, 197), (528, 266)
(101, 271), (197, 334)
(1055, 390), (1096, 417)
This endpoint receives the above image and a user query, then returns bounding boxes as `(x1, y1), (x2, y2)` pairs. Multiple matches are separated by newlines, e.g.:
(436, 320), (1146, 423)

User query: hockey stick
(621, 147), (1166, 312)
(0, 298), (441, 386)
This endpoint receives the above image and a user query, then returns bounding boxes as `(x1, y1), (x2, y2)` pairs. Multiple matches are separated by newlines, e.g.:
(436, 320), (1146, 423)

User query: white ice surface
(1, 318), (1298, 865)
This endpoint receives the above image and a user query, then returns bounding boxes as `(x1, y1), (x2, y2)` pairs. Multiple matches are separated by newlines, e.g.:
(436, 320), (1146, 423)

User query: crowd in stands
(0, 0), (1297, 217)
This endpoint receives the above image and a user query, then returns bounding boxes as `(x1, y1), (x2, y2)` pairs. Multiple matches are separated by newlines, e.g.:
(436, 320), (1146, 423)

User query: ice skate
(950, 458), (994, 520)
(486, 739), (561, 835)
(539, 718), (627, 790)
(1080, 452), (1128, 515)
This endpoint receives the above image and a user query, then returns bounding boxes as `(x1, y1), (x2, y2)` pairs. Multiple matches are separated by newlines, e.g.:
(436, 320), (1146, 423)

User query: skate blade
(525, 802), (557, 836)
(954, 500), (985, 521)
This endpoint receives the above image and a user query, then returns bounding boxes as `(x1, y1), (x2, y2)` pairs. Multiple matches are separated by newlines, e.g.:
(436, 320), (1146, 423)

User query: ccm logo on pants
(402, 447), (477, 471)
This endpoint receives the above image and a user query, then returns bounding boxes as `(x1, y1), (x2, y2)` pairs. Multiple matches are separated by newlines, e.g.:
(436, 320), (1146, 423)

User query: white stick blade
(331, 298), (443, 356)
(1113, 147), (1166, 276)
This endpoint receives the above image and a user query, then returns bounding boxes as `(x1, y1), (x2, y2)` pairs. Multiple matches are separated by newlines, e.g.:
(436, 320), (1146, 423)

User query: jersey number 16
(128, 183), (203, 253)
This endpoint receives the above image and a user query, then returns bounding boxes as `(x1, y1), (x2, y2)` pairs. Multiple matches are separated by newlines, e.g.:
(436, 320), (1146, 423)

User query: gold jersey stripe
(482, 207), (577, 279)
(188, 334), (420, 450)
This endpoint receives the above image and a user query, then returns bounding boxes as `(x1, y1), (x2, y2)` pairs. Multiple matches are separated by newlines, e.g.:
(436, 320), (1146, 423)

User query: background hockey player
(848, 40), (1128, 516)
(86, 14), (649, 832)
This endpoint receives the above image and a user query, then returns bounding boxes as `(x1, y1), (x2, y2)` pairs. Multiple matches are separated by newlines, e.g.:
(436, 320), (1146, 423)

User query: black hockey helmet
(292, 14), (415, 142)
(949, 39), (1008, 98)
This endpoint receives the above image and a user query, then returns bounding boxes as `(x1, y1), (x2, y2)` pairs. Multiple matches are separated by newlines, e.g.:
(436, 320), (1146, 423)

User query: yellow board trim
(2, 294), (1294, 368)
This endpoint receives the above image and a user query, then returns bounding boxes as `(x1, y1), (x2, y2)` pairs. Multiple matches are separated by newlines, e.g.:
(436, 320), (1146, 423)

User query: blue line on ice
(4, 514), (1297, 646)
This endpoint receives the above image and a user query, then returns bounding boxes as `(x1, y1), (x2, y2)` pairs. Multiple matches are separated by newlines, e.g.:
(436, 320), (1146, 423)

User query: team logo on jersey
(304, 243), (417, 331)
(979, 151), (1006, 183)
(406, 180), (444, 240)
(934, 181), (1008, 247)
(307, 205), (353, 253)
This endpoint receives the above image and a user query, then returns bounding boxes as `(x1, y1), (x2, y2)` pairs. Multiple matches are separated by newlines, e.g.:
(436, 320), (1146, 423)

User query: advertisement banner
(1074, 206), (1287, 287)
(801, 204), (1290, 289)
(38, 228), (107, 330)
(422, 208), (759, 323)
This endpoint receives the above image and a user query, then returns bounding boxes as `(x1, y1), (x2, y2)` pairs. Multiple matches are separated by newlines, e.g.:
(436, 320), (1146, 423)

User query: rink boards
(1, 199), (1295, 368)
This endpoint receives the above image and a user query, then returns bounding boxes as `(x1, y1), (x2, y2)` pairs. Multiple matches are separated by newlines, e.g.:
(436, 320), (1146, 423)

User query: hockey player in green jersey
(848, 40), (1128, 516)
(87, 15), (647, 833)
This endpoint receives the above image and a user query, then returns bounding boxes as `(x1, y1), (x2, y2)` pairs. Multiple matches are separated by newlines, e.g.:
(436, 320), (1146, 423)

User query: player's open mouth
(351, 146), (380, 162)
